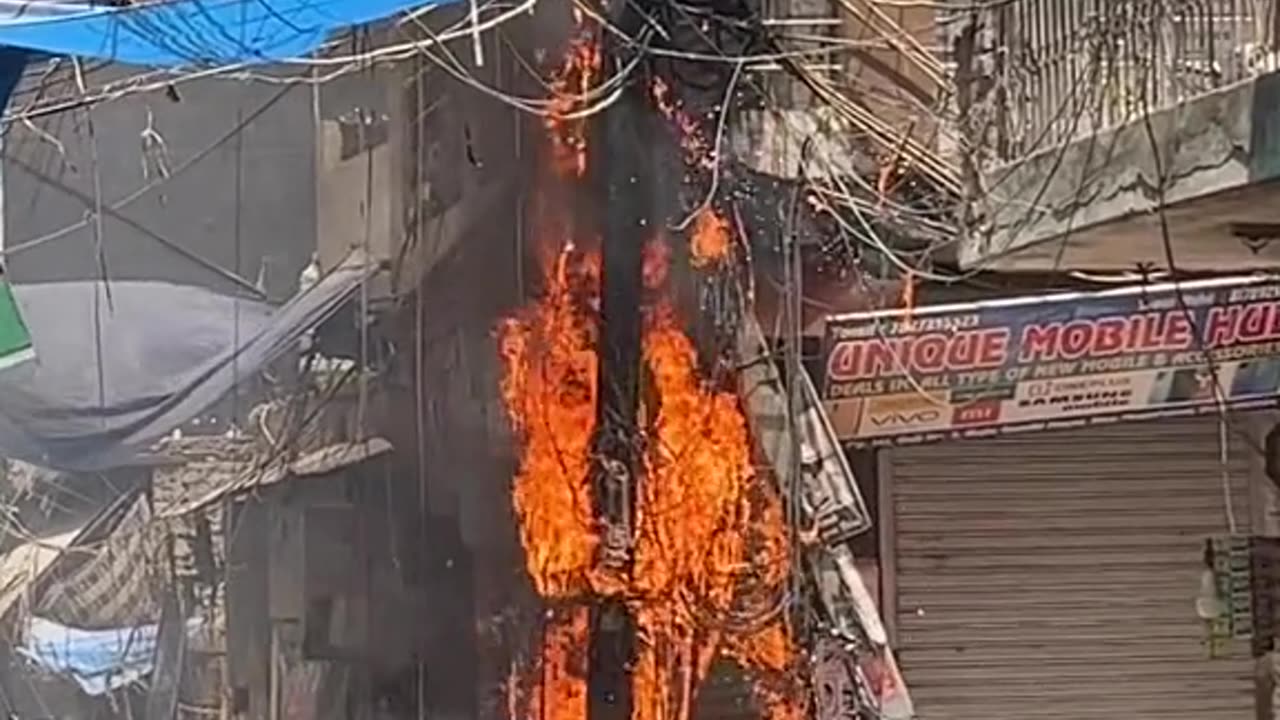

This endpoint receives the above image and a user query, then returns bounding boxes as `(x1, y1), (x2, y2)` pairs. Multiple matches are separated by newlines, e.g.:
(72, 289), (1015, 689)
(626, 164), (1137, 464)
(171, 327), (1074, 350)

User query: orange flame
(633, 300), (754, 607)
(725, 619), (808, 720)
(651, 78), (735, 271)
(498, 248), (600, 599)
(524, 607), (591, 720)
(651, 76), (715, 172)
(689, 207), (732, 268)
(546, 22), (602, 179)
(500, 245), (803, 720)
(643, 239), (672, 290)
(499, 18), (803, 720)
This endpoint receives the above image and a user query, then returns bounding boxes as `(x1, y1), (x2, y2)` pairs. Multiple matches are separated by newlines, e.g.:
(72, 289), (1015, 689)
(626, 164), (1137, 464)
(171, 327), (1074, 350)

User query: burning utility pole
(585, 3), (656, 719)
(502, 3), (809, 719)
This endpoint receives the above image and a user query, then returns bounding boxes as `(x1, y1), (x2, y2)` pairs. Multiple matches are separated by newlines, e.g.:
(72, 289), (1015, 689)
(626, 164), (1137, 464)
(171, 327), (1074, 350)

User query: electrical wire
(1134, 6), (1250, 531)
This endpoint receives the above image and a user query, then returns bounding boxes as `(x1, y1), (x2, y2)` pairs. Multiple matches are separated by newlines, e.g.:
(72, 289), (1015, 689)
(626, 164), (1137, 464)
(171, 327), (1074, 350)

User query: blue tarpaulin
(19, 613), (204, 696)
(0, 0), (455, 115)
(0, 0), (435, 67)
(20, 616), (159, 695)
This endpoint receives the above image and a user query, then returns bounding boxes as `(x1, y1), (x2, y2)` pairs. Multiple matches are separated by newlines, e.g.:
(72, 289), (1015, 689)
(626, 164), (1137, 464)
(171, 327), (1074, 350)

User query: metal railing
(971, 0), (1272, 162)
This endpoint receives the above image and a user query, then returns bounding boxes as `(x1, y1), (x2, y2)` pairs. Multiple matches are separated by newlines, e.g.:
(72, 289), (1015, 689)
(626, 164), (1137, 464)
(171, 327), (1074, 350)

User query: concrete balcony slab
(965, 70), (1280, 272)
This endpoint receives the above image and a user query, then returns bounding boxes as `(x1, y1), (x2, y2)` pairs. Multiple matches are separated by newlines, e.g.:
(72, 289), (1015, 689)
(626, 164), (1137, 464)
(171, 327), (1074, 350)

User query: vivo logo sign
(868, 408), (941, 428)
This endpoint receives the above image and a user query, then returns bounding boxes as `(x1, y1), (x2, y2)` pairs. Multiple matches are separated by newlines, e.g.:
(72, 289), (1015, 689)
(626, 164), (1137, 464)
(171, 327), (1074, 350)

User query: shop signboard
(822, 275), (1280, 446)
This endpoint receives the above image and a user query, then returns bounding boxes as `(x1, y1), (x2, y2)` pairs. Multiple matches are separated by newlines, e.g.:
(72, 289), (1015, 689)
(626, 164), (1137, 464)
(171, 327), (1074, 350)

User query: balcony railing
(972, 0), (1272, 162)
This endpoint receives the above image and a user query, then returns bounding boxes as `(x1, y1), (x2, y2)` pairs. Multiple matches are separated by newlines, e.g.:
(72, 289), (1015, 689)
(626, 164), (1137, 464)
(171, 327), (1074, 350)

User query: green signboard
(0, 272), (34, 370)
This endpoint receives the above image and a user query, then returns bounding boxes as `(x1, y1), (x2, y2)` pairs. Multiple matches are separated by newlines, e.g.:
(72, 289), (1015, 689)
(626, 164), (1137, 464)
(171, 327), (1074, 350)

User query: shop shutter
(889, 416), (1256, 720)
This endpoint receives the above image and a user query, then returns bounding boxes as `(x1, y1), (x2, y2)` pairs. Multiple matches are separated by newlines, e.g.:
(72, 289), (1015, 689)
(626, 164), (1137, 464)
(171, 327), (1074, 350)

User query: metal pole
(586, 5), (653, 718)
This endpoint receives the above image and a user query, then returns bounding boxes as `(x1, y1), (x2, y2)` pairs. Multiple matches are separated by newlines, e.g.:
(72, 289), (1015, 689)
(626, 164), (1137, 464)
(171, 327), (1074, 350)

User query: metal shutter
(889, 416), (1256, 720)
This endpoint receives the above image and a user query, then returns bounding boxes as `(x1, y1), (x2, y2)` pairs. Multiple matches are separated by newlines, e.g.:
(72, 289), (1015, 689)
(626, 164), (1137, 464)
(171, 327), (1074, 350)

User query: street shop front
(821, 277), (1280, 720)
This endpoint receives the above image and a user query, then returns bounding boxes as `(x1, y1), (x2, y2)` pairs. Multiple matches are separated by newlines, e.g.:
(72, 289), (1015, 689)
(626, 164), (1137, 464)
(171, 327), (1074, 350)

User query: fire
(643, 239), (672, 290)
(689, 207), (732, 268)
(498, 16), (803, 720)
(501, 246), (803, 720)
(650, 77), (735, 270)
(632, 301), (754, 607)
(525, 607), (591, 720)
(651, 76), (715, 172)
(498, 249), (600, 599)
(545, 16), (602, 179)
(726, 620), (807, 720)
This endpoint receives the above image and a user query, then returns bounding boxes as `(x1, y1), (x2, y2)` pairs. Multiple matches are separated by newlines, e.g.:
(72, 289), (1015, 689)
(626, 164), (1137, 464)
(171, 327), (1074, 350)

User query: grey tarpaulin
(0, 251), (374, 470)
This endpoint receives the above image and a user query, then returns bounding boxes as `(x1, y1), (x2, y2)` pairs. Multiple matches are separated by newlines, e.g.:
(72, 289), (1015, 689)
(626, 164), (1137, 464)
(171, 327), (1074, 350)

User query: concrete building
(956, 0), (1280, 273)
(4, 65), (317, 298)
(847, 2), (1280, 718)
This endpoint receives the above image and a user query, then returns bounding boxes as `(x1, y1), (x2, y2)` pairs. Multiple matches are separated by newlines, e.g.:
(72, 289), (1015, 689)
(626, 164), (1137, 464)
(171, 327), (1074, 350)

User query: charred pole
(586, 2), (656, 719)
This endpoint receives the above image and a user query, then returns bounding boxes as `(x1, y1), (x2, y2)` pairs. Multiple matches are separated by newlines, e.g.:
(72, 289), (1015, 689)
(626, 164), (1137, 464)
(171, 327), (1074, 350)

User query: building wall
(225, 459), (439, 720)
(4, 65), (317, 300)
(383, 24), (535, 720)
(390, 147), (526, 714)
(836, 0), (938, 140)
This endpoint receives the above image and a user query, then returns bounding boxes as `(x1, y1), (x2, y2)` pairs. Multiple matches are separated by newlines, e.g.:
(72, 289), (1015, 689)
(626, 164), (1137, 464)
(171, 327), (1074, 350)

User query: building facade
(845, 2), (1280, 716)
